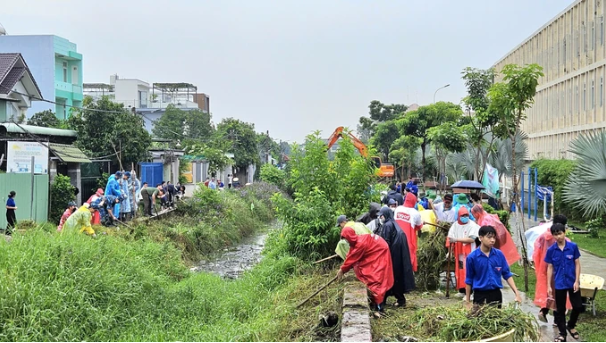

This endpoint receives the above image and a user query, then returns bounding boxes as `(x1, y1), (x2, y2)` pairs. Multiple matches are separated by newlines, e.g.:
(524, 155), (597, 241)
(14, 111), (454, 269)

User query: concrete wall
(0, 35), (83, 119)
(114, 79), (150, 108)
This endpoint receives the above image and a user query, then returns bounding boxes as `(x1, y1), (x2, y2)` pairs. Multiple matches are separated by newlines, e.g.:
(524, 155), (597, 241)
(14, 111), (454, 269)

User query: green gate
(0, 173), (49, 228)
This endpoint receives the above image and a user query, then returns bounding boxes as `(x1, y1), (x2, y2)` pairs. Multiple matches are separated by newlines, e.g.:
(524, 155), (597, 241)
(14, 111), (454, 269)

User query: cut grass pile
(372, 294), (539, 342)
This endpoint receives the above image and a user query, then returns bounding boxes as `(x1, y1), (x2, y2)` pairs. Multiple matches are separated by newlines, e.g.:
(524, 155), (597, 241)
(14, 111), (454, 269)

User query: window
(601, 16), (604, 45)
(577, 29), (581, 56)
(62, 62), (67, 82)
(139, 90), (148, 108)
(592, 79), (595, 109)
(583, 82), (587, 111)
(563, 38), (567, 65)
(569, 88), (573, 114)
(592, 22), (596, 51)
(601, 77), (604, 107)
(576, 84), (579, 112)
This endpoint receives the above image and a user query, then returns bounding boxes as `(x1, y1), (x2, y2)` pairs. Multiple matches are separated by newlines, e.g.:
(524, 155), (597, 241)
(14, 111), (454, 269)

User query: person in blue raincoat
(453, 193), (476, 222)
(120, 172), (132, 220)
(91, 194), (120, 226)
(105, 171), (123, 217)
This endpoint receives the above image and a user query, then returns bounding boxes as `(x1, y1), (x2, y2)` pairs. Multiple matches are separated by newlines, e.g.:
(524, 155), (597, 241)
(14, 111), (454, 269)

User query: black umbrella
(450, 180), (485, 190)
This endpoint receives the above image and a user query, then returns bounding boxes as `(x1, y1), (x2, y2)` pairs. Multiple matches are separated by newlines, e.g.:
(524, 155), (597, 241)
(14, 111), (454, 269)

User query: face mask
(379, 218), (385, 225)
(390, 207), (396, 212)
(460, 216), (469, 224)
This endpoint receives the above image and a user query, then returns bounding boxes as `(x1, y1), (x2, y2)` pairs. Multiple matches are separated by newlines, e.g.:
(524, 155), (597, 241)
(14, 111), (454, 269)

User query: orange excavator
(326, 126), (395, 178)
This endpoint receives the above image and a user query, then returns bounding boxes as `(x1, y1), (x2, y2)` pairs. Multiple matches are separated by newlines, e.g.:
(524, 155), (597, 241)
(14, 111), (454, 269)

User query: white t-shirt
(447, 221), (480, 261)
(434, 202), (456, 223)
(228, 176), (233, 184)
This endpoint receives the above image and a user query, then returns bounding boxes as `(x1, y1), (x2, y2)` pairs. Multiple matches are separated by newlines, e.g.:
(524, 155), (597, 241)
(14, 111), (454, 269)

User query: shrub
(271, 188), (338, 261)
(50, 175), (76, 224)
(270, 131), (376, 261)
(530, 159), (580, 220)
(96, 172), (110, 192)
(259, 164), (286, 189)
(482, 203), (511, 233)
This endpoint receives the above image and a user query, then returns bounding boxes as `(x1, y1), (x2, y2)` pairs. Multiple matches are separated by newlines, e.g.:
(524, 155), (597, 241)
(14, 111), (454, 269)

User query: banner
(6, 141), (49, 174)
(482, 163), (499, 197)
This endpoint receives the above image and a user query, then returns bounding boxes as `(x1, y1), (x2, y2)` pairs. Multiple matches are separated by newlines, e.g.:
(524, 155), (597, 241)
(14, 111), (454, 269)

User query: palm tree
(446, 143), (477, 181)
(489, 130), (529, 180)
(563, 130), (606, 218)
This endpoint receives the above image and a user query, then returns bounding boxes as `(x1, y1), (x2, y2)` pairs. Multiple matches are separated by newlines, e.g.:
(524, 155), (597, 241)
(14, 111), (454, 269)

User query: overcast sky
(2, 0), (572, 142)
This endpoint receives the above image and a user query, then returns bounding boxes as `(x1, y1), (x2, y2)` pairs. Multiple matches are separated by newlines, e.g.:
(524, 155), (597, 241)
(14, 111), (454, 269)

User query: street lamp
(433, 84), (450, 103)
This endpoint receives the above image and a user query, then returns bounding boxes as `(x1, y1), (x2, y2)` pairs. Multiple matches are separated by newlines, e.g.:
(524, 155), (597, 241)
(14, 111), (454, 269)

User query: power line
(0, 84), (131, 115)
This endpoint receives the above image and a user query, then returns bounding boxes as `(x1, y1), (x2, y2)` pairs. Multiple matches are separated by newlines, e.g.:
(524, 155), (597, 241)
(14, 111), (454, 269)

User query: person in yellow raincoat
(335, 215), (372, 259)
(62, 204), (96, 237)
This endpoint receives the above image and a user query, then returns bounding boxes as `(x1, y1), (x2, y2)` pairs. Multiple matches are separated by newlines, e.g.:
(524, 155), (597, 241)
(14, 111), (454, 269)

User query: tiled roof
(0, 53), (19, 94)
(0, 53), (42, 97)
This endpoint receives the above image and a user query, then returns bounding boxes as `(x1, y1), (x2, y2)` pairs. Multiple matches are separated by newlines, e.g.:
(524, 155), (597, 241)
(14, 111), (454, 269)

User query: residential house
(0, 34), (83, 120)
(0, 53), (42, 122)
(84, 75), (210, 133)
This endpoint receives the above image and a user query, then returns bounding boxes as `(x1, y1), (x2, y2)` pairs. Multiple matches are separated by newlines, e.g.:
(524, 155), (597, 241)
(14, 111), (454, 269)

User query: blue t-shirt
(465, 247), (513, 291)
(6, 198), (15, 207)
(544, 241), (581, 290)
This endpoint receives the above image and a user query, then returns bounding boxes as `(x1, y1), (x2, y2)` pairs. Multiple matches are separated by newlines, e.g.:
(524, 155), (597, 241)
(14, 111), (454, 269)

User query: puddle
(190, 233), (267, 279)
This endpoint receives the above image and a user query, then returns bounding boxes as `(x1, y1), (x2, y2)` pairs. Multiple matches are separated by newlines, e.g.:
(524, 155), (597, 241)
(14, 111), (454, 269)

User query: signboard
(6, 141), (49, 174)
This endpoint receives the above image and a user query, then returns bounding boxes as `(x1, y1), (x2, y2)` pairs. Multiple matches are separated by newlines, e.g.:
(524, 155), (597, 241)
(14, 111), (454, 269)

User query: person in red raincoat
(470, 204), (520, 266)
(533, 214), (572, 323)
(337, 226), (394, 312)
(86, 188), (104, 225)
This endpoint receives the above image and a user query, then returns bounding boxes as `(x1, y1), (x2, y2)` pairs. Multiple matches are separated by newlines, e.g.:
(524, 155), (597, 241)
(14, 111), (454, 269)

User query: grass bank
(0, 183), (348, 341)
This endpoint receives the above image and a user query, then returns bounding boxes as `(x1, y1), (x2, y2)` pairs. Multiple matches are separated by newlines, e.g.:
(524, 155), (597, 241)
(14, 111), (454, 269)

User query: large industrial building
(493, 0), (606, 160)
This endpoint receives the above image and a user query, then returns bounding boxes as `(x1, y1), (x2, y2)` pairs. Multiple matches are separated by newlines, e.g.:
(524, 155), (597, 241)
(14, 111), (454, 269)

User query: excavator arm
(326, 126), (368, 157)
(325, 126), (394, 178)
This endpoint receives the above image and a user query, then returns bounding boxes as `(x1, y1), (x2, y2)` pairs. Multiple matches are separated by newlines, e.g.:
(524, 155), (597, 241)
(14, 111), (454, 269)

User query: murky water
(190, 233), (267, 279)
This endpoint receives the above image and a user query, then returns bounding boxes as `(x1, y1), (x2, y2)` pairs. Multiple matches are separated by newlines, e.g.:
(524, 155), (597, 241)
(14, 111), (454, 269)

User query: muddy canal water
(191, 233), (267, 279)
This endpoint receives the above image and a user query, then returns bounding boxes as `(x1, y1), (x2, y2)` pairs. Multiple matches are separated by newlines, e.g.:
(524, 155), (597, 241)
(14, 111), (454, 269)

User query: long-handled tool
(313, 254), (339, 264)
(423, 221), (449, 231)
(446, 242), (454, 298)
(297, 276), (338, 308)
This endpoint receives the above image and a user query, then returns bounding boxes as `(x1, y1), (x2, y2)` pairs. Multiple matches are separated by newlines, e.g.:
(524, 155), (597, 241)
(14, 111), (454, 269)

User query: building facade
(84, 76), (210, 133)
(0, 35), (83, 120)
(493, 0), (606, 160)
(0, 53), (42, 121)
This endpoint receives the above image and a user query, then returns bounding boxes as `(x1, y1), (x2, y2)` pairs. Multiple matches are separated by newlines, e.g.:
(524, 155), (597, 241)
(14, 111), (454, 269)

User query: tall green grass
(0, 182), (336, 341)
(0, 229), (307, 341)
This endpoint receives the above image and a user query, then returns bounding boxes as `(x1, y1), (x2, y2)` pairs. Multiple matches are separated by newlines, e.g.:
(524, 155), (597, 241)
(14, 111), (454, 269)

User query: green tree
(358, 100), (407, 142)
(28, 110), (62, 128)
(185, 140), (232, 177)
(389, 135), (422, 181)
(152, 105), (214, 141)
(68, 96), (152, 167)
(257, 132), (281, 163)
(215, 118), (259, 170)
(427, 120), (470, 190)
(259, 163), (286, 189)
(397, 101), (463, 177)
(488, 63), (543, 292)
(50, 174), (75, 224)
(461, 67), (500, 180)
(370, 120), (400, 162)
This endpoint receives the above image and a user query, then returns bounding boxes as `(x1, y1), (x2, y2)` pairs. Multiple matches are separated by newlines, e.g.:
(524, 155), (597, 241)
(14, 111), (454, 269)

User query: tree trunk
(475, 137), (482, 181)
(421, 141), (426, 180)
(510, 118), (530, 292)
